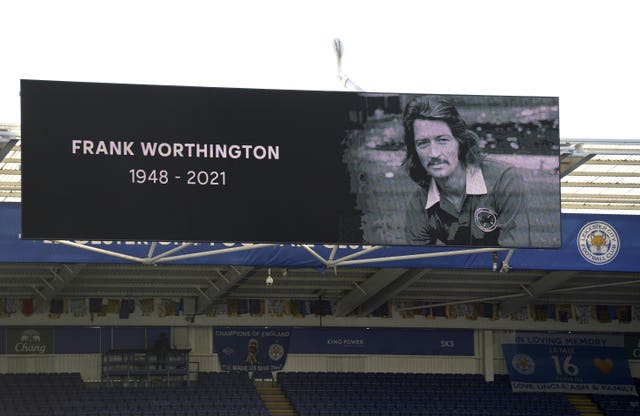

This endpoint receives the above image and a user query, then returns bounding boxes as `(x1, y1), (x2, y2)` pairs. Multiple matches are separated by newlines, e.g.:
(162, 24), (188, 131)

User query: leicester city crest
(577, 221), (620, 265)
(511, 353), (536, 375)
(474, 208), (498, 232)
(268, 343), (284, 361)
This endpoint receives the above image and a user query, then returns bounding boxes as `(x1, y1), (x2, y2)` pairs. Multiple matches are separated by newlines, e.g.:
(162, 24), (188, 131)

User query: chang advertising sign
(21, 80), (560, 248)
(6, 328), (54, 355)
(625, 334), (640, 360)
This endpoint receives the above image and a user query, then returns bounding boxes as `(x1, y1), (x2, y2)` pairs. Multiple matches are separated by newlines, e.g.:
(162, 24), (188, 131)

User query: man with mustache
(246, 338), (259, 365)
(402, 95), (530, 247)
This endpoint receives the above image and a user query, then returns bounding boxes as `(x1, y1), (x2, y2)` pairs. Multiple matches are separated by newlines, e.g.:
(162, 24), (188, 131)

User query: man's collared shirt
(404, 160), (531, 247)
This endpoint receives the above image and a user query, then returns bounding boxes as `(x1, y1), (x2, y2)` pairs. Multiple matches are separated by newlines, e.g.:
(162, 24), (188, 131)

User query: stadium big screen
(21, 80), (561, 248)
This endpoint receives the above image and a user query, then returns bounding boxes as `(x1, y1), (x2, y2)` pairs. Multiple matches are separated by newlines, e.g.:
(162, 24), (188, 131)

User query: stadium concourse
(1, 126), (640, 416)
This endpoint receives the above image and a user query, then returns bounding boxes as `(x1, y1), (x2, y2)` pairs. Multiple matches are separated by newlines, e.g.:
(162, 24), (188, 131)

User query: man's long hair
(403, 96), (483, 187)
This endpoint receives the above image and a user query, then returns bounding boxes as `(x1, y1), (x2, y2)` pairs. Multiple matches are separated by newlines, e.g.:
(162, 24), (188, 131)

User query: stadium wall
(1, 327), (637, 381)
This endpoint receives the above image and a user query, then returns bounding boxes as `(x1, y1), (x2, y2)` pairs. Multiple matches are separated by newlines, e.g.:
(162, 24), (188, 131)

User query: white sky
(3, 0), (639, 140)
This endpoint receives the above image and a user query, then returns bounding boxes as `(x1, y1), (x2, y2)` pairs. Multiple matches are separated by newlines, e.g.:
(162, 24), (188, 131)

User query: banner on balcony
(288, 327), (474, 355)
(502, 332), (637, 395)
(213, 327), (290, 372)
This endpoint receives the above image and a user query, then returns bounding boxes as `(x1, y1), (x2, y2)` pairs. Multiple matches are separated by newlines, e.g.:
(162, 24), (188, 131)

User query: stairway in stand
(255, 380), (297, 416)
(566, 394), (604, 416)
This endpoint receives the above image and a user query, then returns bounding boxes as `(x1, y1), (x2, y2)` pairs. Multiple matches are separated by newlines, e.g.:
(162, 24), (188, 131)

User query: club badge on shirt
(474, 208), (498, 232)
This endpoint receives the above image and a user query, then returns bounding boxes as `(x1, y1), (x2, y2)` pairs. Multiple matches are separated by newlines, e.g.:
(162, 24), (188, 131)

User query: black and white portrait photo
(342, 93), (560, 248)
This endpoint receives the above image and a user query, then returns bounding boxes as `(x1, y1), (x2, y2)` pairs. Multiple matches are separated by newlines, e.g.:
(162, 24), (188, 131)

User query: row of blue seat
(0, 411), (269, 416)
(0, 393), (263, 400)
(1, 400), (265, 408)
(288, 394), (569, 402)
(293, 404), (577, 412)
(296, 410), (578, 416)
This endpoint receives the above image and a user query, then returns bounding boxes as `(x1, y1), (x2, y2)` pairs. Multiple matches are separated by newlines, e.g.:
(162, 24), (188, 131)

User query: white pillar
(482, 329), (494, 382)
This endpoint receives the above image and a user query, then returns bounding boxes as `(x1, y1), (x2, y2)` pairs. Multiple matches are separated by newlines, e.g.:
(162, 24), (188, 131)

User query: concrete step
(254, 380), (297, 416)
(565, 394), (604, 416)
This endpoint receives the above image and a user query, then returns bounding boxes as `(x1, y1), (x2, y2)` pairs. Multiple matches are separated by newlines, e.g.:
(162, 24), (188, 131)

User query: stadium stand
(278, 372), (581, 416)
(592, 378), (640, 416)
(0, 372), (269, 416)
(1, 371), (639, 416)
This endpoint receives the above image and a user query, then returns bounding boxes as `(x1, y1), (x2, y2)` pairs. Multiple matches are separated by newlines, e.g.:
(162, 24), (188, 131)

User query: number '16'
(551, 355), (579, 376)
